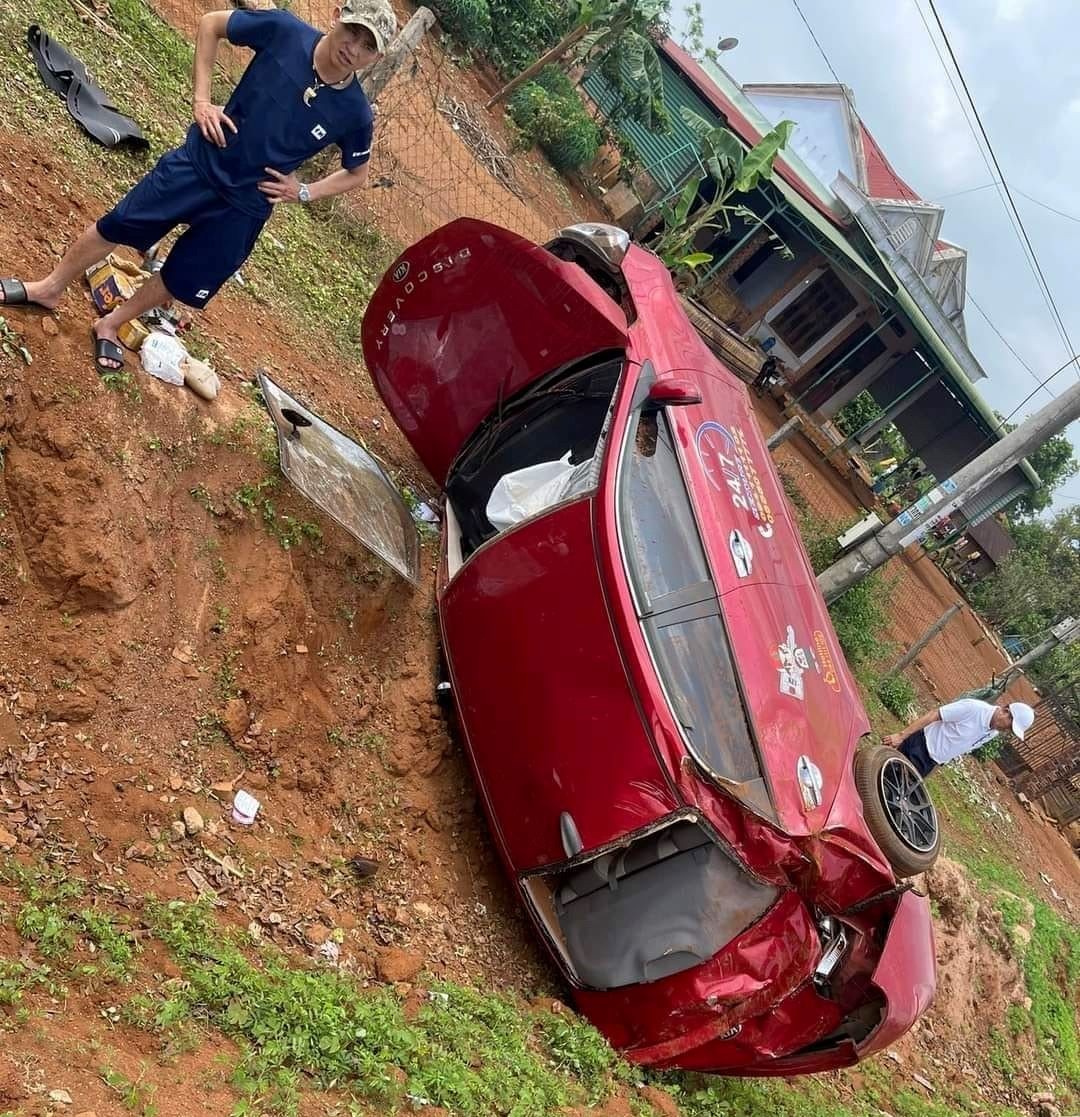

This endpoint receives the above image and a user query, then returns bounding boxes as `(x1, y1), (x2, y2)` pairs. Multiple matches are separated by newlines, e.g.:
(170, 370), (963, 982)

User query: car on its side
(262, 218), (939, 1075)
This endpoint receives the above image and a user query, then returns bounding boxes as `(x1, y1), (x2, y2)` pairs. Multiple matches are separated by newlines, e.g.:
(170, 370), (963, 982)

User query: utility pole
(885, 603), (963, 678)
(817, 378), (1080, 603)
(961, 617), (1080, 701)
(362, 8), (435, 101)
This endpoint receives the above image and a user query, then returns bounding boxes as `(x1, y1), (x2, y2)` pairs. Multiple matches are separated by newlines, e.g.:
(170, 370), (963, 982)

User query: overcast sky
(681, 0), (1080, 515)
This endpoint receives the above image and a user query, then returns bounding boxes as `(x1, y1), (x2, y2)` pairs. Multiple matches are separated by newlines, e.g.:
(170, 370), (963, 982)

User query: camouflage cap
(339, 0), (397, 52)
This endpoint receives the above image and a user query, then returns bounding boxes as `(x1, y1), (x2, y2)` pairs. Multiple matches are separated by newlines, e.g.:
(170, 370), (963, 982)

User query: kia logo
(392, 261), (410, 283)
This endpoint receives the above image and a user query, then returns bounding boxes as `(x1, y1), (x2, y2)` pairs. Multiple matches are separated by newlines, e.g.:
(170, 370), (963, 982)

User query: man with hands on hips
(0, 0), (395, 372)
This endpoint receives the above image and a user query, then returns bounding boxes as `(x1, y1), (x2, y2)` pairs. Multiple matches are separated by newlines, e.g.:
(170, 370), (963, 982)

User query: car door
(360, 217), (628, 485)
(259, 372), (420, 583)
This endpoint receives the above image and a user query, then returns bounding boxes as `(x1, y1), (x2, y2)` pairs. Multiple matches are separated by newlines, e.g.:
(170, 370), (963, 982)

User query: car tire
(854, 745), (941, 877)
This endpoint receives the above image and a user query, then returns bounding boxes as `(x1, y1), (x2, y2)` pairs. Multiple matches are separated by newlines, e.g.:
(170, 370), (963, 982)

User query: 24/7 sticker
(695, 421), (774, 539)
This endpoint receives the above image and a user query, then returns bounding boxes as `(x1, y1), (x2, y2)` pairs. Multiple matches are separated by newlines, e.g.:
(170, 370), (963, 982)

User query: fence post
(362, 8), (436, 102)
(766, 414), (802, 452)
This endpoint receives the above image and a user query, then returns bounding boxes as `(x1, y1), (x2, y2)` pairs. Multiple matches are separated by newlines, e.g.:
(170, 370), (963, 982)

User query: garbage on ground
(86, 255), (141, 314)
(232, 788), (261, 825)
(140, 330), (188, 386)
(317, 939), (341, 964)
(412, 501), (440, 524)
(183, 356), (220, 401)
(486, 453), (594, 531)
(118, 317), (151, 352)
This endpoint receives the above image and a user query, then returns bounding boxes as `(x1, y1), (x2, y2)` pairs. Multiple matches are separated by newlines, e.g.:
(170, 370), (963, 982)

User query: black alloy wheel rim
(879, 757), (939, 853)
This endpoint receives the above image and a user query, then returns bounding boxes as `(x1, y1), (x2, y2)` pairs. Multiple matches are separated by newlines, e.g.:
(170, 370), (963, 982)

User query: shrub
(799, 512), (895, 670)
(508, 67), (602, 172)
(875, 673), (918, 719)
(486, 0), (575, 76)
(430, 0), (493, 49)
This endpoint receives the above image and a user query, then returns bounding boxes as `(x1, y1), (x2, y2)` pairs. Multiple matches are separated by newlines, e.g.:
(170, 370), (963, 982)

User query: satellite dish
(717, 36), (739, 51)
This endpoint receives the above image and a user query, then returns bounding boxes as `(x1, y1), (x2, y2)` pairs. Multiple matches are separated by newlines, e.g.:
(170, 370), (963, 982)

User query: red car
(263, 218), (939, 1075)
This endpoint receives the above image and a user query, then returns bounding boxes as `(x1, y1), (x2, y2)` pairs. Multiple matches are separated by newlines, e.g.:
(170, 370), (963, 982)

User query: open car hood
(361, 218), (628, 484)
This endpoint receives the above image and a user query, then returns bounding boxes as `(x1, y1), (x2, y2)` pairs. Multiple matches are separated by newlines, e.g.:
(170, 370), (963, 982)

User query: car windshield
(619, 397), (774, 821)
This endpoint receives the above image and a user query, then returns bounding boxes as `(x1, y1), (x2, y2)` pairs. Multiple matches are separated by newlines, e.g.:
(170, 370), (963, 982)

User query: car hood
(664, 396), (869, 836)
(361, 218), (628, 484)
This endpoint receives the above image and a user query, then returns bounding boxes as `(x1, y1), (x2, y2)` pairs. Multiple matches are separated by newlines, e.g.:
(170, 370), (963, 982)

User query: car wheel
(854, 745), (941, 877)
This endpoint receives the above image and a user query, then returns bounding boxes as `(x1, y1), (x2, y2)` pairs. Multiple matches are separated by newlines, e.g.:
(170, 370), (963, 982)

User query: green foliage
(798, 513), (894, 669)
(536, 1010), (622, 1100)
(652, 108), (793, 279)
(834, 390), (883, 439)
(430, 0), (493, 49)
(508, 67), (602, 171)
(875, 673), (917, 719)
(486, 0), (575, 76)
(1024, 902), (1080, 1088)
(971, 733), (1004, 763)
(1003, 427), (1078, 518)
(140, 900), (632, 1116)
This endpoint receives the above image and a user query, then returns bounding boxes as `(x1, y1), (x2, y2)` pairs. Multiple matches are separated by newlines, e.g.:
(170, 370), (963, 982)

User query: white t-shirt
(923, 698), (997, 763)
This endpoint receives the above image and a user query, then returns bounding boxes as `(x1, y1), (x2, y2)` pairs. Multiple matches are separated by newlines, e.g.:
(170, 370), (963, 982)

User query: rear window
(619, 399), (774, 820)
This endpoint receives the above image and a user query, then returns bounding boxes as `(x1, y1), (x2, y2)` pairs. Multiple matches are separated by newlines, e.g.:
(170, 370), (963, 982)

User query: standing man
(1, 0), (396, 371)
(883, 697), (1035, 778)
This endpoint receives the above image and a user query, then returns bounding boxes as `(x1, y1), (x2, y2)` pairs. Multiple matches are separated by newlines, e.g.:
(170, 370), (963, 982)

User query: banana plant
(653, 108), (795, 278)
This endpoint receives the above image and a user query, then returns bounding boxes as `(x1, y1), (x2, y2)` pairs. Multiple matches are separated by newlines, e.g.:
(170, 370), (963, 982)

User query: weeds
(102, 1065), (158, 1116)
(215, 650), (242, 700)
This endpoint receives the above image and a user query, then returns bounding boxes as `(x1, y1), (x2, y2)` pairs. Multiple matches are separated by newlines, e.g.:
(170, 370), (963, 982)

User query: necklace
(303, 40), (353, 106)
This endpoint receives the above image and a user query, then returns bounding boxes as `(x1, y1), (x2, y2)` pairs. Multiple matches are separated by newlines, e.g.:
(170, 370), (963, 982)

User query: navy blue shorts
(899, 729), (938, 778)
(97, 148), (266, 309)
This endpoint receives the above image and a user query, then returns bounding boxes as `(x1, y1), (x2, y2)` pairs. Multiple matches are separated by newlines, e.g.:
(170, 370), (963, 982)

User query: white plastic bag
(139, 330), (188, 385)
(486, 453), (593, 531)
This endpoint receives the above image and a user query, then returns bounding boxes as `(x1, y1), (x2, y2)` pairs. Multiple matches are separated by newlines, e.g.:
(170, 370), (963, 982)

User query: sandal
(92, 333), (125, 372)
(0, 278), (39, 307)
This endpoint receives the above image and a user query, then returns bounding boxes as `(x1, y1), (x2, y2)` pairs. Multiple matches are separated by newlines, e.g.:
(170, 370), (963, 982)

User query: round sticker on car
(392, 261), (410, 283)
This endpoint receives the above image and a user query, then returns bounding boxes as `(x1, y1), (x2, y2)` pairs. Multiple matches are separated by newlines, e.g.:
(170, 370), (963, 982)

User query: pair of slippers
(1, 277), (123, 372)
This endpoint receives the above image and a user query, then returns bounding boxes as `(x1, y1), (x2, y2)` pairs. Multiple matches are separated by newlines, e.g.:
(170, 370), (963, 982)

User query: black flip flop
(1, 278), (35, 307)
(92, 334), (125, 373)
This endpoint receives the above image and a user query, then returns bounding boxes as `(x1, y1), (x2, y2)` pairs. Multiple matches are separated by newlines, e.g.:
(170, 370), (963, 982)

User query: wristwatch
(297, 183), (311, 204)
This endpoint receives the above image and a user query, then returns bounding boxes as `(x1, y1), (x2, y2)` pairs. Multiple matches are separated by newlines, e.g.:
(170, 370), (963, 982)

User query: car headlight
(557, 223), (631, 270)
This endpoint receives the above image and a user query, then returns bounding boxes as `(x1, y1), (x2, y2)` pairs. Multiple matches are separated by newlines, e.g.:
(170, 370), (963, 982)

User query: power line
(934, 182), (995, 200)
(1014, 188), (1080, 227)
(924, 0), (1080, 383)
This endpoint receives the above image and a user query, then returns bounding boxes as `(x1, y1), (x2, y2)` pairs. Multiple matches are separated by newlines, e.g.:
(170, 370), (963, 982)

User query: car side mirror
(646, 378), (703, 409)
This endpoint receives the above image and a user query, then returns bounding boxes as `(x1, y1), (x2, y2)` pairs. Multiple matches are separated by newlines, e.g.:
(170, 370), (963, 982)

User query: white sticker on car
(772, 624), (819, 700)
(694, 420), (775, 540)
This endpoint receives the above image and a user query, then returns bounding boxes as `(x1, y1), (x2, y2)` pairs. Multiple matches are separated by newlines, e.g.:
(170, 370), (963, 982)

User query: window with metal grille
(771, 270), (857, 356)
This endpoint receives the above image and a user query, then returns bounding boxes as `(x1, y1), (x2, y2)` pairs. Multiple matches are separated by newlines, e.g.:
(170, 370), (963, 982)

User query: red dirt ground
(0, 22), (1075, 1106)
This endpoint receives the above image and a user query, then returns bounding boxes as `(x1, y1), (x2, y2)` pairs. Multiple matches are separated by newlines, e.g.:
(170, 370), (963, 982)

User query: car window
(618, 400), (775, 822)
(621, 410), (712, 613)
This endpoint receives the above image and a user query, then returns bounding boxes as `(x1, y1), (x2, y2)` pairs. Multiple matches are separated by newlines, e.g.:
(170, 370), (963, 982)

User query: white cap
(1008, 702), (1035, 741)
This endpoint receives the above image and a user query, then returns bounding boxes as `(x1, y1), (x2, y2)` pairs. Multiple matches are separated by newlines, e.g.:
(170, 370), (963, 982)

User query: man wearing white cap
(883, 697), (1035, 777)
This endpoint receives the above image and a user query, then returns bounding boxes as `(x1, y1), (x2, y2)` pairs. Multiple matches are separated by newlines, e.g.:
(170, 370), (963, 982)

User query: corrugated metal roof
(961, 483), (1030, 526)
(582, 65), (706, 192)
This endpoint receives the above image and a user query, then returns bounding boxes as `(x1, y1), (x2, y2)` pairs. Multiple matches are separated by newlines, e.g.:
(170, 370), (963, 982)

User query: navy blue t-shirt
(185, 9), (374, 217)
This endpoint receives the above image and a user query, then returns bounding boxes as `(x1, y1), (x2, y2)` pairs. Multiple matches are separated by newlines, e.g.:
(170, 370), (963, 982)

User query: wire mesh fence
(154, 0), (585, 251)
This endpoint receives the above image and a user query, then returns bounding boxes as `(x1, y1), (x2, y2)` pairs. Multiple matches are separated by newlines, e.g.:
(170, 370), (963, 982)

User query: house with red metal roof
(584, 41), (1038, 529)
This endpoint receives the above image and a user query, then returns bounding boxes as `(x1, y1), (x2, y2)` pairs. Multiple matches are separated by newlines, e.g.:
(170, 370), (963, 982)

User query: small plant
(100, 367), (141, 400)
(875, 673), (917, 719)
(194, 712), (227, 746)
(101, 1065), (158, 1116)
(210, 604), (230, 636)
(215, 650), (241, 700)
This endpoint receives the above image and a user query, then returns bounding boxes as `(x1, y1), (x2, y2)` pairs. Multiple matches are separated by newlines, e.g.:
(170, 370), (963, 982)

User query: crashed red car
(267, 218), (939, 1074)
